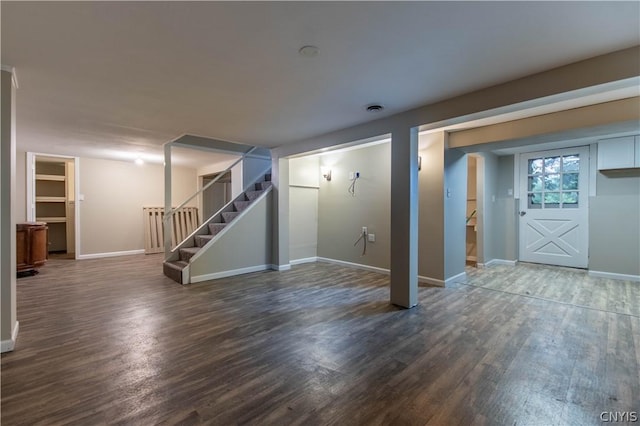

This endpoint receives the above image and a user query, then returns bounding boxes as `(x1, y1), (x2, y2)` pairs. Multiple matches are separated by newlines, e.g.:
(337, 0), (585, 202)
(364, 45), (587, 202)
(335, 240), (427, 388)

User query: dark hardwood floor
(1, 255), (638, 425)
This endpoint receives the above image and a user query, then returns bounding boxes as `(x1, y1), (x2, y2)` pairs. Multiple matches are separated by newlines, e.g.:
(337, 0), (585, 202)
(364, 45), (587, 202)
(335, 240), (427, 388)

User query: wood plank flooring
(1, 256), (638, 425)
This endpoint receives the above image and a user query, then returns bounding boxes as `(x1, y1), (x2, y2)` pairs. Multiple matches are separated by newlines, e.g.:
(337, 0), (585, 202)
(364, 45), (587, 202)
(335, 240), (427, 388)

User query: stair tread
(164, 260), (188, 269)
(245, 190), (265, 201)
(180, 247), (200, 254)
(222, 212), (240, 223)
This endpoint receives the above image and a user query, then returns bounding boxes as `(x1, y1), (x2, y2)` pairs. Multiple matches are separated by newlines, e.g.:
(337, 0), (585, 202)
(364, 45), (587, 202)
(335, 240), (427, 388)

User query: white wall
(1, 69), (17, 351)
(78, 157), (197, 255)
(289, 156), (319, 261)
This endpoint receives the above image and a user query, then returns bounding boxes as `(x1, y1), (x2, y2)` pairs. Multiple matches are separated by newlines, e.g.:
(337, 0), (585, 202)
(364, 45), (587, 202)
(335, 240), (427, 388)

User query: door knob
(519, 211), (527, 216)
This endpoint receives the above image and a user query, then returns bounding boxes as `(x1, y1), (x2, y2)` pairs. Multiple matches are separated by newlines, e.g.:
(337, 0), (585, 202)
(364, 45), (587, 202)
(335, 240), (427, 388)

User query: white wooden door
(519, 147), (589, 268)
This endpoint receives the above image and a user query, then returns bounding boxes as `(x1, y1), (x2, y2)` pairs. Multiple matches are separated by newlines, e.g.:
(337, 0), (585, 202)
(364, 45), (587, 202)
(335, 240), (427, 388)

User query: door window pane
(544, 174), (560, 191)
(562, 191), (579, 207)
(563, 155), (579, 172)
(528, 192), (542, 209)
(544, 157), (561, 173)
(528, 159), (543, 175)
(544, 192), (560, 207)
(562, 173), (579, 190)
(528, 176), (543, 192)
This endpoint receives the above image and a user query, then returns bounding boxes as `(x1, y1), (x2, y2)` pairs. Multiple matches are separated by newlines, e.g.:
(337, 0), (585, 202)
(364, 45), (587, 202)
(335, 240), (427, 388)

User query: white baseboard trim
(77, 249), (145, 260)
(418, 275), (445, 287)
(290, 257), (318, 265)
(316, 257), (390, 275)
(588, 270), (640, 282)
(483, 259), (518, 267)
(191, 264), (271, 283)
(1, 321), (19, 353)
(446, 271), (467, 285)
(271, 264), (291, 271)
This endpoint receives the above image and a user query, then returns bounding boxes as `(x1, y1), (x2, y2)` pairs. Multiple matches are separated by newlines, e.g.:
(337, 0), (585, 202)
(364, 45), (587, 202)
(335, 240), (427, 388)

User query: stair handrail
(164, 146), (258, 224)
(169, 164), (273, 257)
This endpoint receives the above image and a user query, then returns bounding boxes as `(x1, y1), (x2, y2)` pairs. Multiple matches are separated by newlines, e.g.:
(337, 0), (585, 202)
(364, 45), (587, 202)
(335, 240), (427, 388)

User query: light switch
(368, 233), (376, 242)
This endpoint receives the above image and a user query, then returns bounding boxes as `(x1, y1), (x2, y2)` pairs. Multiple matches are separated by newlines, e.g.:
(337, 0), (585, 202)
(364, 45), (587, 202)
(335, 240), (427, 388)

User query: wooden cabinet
(597, 135), (640, 170)
(17, 222), (48, 275)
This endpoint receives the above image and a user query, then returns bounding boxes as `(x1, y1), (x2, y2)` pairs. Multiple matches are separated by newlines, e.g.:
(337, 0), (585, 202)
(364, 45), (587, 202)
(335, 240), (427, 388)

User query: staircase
(163, 172), (272, 284)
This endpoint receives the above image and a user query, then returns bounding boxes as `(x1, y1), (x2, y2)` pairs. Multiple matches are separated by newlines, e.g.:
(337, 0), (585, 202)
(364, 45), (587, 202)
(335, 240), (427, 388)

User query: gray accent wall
(590, 170), (640, 275)
(418, 133), (445, 281)
(476, 152), (499, 263)
(443, 148), (467, 279)
(317, 142), (391, 269)
(492, 155), (518, 261)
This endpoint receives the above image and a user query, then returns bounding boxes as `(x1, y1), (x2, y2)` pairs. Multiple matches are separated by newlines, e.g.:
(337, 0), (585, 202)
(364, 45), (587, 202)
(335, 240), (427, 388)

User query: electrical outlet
(349, 172), (354, 180)
(368, 233), (375, 242)
(362, 226), (367, 234)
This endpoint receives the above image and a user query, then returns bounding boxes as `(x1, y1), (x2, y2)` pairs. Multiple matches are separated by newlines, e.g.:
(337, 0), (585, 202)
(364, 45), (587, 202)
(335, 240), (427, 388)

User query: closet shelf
(36, 217), (67, 223)
(36, 174), (66, 182)
(36, 196), (66, 202)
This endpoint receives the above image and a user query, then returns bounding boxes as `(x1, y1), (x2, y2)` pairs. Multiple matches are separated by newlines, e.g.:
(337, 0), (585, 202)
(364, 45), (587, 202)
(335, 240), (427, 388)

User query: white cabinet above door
(597, 135), (639, 170)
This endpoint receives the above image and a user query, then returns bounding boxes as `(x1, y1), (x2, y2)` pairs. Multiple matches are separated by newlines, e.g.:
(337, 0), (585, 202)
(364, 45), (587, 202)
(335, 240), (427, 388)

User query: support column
(271, 156), (290, 270)
(163, 143), (172, 257)
(1, 68), (18, 352)
(390, 126), (419, 308)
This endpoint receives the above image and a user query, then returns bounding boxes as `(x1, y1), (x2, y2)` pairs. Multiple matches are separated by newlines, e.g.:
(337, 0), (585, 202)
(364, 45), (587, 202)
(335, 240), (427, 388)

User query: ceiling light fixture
(366, 104), (385, 113)
(299, 45), (319, 58)
(135, 158), (144, 166)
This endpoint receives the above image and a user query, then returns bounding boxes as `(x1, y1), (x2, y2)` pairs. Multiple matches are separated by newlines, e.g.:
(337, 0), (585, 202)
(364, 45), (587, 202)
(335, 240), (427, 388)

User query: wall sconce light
(322, 168), (332, 181)
(418, 156), (422, 171)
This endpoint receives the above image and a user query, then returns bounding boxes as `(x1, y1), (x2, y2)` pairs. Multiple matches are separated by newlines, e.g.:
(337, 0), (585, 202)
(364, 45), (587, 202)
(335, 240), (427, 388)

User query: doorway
(201, 171), (231, 221)
(518, 147), (589, 268)
(26, 153), (79, 259)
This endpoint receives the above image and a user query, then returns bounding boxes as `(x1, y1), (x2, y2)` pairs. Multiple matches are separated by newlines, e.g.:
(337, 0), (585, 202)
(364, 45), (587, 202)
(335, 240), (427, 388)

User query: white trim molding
(271, 264), (291, 271)
(316, 257), (390, 275)
(290, 257), (318, 265)
(1, 65), (19, 88)
(483, 259), (518, 267)
(77, 249), (145, 260)
(446, 271), (467, 285)
(418, 276), (444, 287)
(588, 270), (640, 282)
(1, 321), (19, 353)
(191, 264), (271, 283)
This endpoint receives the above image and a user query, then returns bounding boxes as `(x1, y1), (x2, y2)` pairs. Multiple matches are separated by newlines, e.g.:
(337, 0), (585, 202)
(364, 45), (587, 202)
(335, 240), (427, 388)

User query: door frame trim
(26, 152), (81, 260)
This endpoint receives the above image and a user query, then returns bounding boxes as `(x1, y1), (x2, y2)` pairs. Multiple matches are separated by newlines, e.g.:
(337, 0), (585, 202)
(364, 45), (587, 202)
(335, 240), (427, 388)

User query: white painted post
(164, 143), (172, 258)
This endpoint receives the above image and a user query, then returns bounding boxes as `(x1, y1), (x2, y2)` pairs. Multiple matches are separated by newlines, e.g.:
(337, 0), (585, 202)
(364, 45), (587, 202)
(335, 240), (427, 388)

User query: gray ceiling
(2, 1), (639, 164)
